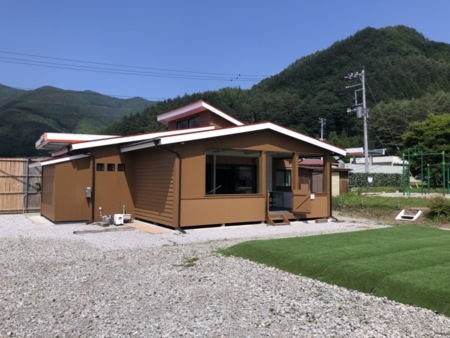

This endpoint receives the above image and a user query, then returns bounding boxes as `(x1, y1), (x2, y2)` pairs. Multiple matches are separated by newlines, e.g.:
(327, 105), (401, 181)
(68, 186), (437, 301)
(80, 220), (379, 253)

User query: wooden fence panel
(0, 158), (41, 214)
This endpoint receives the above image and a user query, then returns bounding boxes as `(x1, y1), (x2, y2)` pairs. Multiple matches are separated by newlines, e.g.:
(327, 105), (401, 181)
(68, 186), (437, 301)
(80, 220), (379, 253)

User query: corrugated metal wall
(133, 149), (177, 227)
(0, 158), (41, 214)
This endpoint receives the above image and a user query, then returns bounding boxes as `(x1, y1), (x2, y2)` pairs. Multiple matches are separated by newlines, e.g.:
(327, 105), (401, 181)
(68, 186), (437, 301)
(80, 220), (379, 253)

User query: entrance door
(266, 152), (293, 211)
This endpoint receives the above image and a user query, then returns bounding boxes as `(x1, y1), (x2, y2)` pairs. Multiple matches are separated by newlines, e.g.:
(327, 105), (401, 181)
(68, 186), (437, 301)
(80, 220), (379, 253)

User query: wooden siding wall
(0, 158), (41, 214)
(53, 158), (92, 222)
(92, 148), (135, 220)
(176, 131), (334, 226)
(181, 196), (265, 227)
(340, 171), (349, 195)
(205, 111), (237, 128)
(133, 149), (178, 227)
(298, 194), (329, 218)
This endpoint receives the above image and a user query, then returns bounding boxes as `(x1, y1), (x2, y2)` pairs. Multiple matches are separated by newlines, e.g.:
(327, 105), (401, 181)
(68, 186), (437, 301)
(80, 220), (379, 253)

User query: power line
(0, 50), (268, 77)
(0, 50), (267, 82)
(0, 57), (260, 81)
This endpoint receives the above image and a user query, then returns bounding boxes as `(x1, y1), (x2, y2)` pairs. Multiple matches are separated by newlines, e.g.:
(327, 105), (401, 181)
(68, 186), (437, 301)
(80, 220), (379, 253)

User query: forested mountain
(105, 26), (450, 156)
(3, 26), (449, 158)
(0, 85), (154, 156)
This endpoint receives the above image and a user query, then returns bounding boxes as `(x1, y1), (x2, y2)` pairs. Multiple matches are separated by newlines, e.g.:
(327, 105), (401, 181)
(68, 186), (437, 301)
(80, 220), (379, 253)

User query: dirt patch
(333, 208), (450, 229)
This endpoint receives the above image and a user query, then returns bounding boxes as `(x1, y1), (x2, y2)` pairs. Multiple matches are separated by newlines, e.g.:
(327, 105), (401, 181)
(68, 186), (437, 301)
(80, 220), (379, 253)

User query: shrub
(428, 197), (450, 221)
(349, 173), (402, 188)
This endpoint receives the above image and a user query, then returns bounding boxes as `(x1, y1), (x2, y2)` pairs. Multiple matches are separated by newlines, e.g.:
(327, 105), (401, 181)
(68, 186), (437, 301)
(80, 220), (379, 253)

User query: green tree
(403, 113), (450, 152)
(402, 113), (450, 187)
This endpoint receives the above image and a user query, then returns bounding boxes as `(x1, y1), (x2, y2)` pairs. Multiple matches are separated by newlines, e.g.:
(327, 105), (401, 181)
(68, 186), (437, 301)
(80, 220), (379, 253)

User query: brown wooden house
(35, 100), (346, 228)
(297, 159), (351, 196)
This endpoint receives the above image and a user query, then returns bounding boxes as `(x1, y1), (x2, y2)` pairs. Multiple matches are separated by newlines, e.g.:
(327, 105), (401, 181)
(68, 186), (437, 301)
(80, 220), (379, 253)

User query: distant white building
(345, 147), (405, 174)
(345, 163), (403, 174)
(353, 156), (404, 166)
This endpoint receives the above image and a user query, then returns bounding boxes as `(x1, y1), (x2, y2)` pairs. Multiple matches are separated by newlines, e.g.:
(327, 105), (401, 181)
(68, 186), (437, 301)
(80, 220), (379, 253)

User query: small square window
(189, 116), (200, 128)
(107, 163), (115, 172)
(118, 164), (125, 172)
(96, 163), (104, 171)
(177, 120), (188, 129)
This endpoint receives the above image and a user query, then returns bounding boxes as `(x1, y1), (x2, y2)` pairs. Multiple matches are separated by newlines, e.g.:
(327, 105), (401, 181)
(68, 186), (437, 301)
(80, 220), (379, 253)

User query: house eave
(121, 122), (347, 156)
(71, 126), (216, 151)
(35, 132), (117, 150)
(37, 154), (91, 167)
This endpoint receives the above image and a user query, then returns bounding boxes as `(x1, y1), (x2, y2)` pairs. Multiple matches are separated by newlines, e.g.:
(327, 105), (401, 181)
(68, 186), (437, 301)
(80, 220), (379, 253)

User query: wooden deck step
(267, 213), (291, 226)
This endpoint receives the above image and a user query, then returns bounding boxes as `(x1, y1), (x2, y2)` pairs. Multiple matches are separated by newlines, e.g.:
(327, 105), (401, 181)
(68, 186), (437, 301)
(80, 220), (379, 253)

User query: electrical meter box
(86, 187), (92, 198)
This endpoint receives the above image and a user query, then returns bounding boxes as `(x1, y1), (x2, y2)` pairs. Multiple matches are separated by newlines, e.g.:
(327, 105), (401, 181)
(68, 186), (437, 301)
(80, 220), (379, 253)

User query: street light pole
(361, 69), (369, 174)
(319, 117), (326, 141)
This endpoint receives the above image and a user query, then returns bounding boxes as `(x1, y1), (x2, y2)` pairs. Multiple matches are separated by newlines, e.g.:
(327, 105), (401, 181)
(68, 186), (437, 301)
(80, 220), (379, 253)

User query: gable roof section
(70, 125), (215, 151)
(121, 122), (347, 156)
(156, 100), (244, 126)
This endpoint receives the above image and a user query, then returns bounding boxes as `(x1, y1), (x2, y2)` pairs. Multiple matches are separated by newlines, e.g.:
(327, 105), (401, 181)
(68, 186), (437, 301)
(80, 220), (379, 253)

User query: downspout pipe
(153, 139), (185, 233)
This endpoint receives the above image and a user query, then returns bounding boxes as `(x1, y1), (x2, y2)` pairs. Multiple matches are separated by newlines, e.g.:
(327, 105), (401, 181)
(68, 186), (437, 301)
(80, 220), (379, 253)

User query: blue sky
(1, 1), (449, 101)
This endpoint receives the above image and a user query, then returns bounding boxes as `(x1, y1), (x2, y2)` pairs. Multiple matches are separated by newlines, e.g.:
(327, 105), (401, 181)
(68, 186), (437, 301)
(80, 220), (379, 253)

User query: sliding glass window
(205, 149), (260, 195)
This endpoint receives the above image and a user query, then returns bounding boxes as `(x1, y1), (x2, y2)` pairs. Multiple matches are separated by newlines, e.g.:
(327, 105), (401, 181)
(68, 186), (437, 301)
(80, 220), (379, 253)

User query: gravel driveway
(1, 214), (449, 337)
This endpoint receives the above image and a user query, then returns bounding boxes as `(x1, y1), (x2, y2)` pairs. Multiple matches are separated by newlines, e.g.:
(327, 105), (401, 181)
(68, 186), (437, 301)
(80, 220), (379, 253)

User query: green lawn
(222, 226), (450, 316)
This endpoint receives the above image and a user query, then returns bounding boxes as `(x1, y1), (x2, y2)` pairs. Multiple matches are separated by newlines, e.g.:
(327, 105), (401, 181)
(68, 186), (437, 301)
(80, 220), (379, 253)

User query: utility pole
(319, 117), (326, 141)
(345, 68), (369, 173)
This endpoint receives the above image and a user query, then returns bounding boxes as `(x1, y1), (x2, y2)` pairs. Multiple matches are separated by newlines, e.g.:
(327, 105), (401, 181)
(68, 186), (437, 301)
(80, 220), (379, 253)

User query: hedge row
(349, 173), (402, 188)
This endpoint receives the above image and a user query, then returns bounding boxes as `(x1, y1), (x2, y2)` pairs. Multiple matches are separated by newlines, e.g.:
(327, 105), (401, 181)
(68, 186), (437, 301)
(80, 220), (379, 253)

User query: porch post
(261, 151), (267, 201)
(292, 152), (299, 190)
